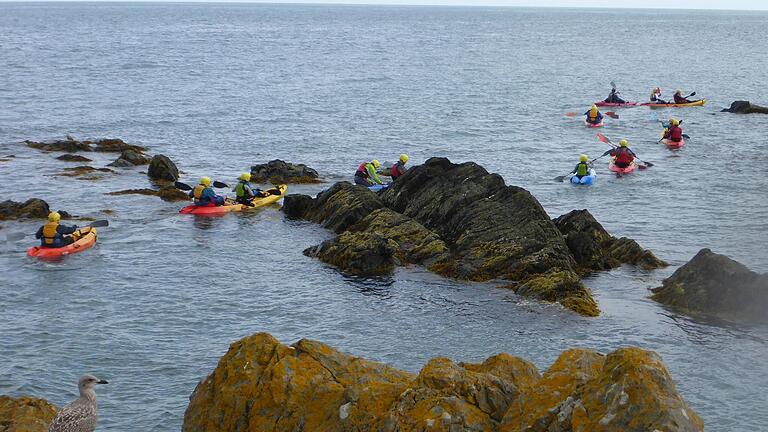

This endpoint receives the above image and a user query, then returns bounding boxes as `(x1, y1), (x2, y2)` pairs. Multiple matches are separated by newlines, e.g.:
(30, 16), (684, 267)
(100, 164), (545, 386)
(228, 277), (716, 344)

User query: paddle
(174, 180), (229, 191)
(565, 111), (618, 119)
(5, 219), (109, 242)
(553, 155), (608, 182)
(595, 133), (654, 168)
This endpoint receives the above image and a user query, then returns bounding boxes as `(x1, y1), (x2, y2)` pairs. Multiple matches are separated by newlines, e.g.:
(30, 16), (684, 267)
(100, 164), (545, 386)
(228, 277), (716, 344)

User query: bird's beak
(98, 380), (109, 384)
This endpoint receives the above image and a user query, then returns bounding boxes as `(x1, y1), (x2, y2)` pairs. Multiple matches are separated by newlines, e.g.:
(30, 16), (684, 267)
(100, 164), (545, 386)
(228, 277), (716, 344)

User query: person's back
(673, 90), (690, 104)
(35, 212), (77, 248)
(668, 122), (683, 142)
(605, 89), (625, 104)
(585, 105), (603, 124)
(390, 154), (409, 181)
(611, 140), (635, 168)
(572, 154), (590, 178)
(234, 173), (256, 205)
(189, 176), (223, 206)
(354, 160), (382, 186)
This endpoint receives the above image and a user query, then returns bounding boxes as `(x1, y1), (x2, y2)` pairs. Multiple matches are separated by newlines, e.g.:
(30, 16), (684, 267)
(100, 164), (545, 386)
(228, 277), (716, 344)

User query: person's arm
(571, 164), (580, 174)
(367, 164), (383, 184)
(188, 189), (194, 198)
(58, 224), (77, 235)
(35, 226), (43, 239)
(245, 184), (255, 198)
(202, 188), (215, 200)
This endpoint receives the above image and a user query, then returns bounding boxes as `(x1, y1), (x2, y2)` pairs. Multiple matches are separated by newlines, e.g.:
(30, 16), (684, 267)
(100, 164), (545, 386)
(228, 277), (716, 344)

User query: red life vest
(356, 162), (369, 178)
(614, 147), (634, 165)
(390, 161), (404, 179)
(669, 126), (683, 142)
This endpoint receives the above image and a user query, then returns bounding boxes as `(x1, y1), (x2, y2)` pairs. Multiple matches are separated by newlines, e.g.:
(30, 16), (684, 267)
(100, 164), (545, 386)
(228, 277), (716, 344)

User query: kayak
(179, 184), (287, 216)
(608, 159), (637, 174)
(584, 120), (604, 128)
(641, 99), (707, 108)
(662, 138), (685, 149)
(595, 101), (638, 107)
(570, 168), (596, 185)
(27, 228), (97, 259)
(368, 184), (390, 192)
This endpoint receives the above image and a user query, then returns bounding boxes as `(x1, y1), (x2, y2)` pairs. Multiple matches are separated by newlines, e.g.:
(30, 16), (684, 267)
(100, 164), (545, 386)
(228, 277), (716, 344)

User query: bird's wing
(48, 402), (97, 432)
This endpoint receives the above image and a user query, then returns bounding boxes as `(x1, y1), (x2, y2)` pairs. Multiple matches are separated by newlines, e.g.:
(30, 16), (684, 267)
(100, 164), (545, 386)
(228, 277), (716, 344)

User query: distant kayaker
(354, 160), (384, 186)
(390, 154), (409, 181)
(35, 212), (86, 248)
(584, 105), (604, 125)
(663, 118), (684, 142)
(650, 87), (668, 104)
(190, 176), (224, 206)
(673, 89), (692, 104)
(234, 173), (257, 206)
(603, 139), (637, 169)
(571, 154), (592, 180)
(604, 88), (625, 104)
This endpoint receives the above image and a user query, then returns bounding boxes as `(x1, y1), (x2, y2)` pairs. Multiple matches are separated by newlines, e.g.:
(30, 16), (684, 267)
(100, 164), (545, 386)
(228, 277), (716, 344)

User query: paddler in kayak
(584, 105), (603, 125)
(650, 87), (668, 104)
(233, 173), (257, 207)
(390, 154), (409, 181)
(570, 154), (592, 180)
(604, 88), (626, 104)
(602, 139), (637, 169)
(189, 176), (225, 206)
(662, 118), (684, 142)
(354, 160), (384, 186)
(673, 89), (693, 104)
(35, 211), (88, 248)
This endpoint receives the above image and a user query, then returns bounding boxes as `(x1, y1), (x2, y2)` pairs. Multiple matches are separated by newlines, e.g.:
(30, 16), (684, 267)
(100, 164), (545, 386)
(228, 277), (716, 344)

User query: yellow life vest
(193, 184), (206, 200)
(42, 221), (59, 245)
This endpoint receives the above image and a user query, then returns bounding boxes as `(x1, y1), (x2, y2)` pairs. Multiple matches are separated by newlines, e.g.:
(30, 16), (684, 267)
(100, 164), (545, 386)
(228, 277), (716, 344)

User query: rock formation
(182, 332), (703, 432)
(651, 248), (768, 323)
(250, 159), (320, 184)
(106, 186), (189, 202)
(25, 137), (146, 153)
(147, 154), (179, 182)
(55, 166), (115, 179)
(0, 395), (57, 432)
(721, 100), (768, 114)
(0, 199), (70, 221)
(108, 149), (150, 167)
(56, 154), (92, 162)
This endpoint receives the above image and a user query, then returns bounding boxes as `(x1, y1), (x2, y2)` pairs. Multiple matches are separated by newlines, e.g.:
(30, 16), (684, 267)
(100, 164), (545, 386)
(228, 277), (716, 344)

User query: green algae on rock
(0, 395), (57, 432)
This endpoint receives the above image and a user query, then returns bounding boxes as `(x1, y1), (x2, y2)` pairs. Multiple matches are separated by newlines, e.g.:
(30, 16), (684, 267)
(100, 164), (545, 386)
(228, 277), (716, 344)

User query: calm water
(1, 3), (767, 431)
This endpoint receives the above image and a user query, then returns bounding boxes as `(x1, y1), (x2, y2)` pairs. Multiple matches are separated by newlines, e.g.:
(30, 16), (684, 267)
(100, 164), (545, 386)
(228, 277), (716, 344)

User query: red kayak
(595, 101), (638, 107)
(608, 159), (637, 174)
(584, 120), (604, 128)
(662, 138), (685, 149)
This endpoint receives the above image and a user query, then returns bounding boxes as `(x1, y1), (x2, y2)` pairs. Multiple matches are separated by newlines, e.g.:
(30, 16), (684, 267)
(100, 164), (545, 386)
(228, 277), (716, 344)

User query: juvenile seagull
(48, 375), (108, 432)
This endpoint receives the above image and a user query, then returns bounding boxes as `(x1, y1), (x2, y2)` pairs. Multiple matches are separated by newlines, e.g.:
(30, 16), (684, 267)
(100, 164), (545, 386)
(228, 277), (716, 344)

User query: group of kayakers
(353, 154), (410, 186)
(187, 173), (271, 208)
(605, 87), (697, 105)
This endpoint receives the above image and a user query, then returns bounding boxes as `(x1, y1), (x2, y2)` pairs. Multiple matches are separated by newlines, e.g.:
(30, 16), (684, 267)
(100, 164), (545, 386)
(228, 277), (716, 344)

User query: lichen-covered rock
(106, 186), (189, 202)
(283, 182), (384, 233)
(108, 149), (150, 167)
(304, 208), (450, 276)
(250, 159), (320, 183)
(0, 395), (57, 432)
(0, 199), (70, 221)
(512, 270), (599, 317)
(56, 154), (92, 162)
(92, 138), (146, 153)
(56, 165), (115, 178)
(147, 154), (179, 182)
(183, 333), (703, 432)
(282, 194), (315, 219)
(651, 248), (768, 323)
(25, 137), (145, 153)
(721, 100), (768, 114)
(553, 209), (667, 271)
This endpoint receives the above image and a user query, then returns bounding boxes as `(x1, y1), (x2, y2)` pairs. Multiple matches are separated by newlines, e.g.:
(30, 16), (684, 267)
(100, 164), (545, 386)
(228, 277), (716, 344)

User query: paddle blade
(4, 232), (27, 242)
(639, 165), (648, 170)
(213, 181), (229, 188)
(174, 181), (192, 191)
(88, 220), (109, 228)
(682, 134), (691, 139)
(565, 112), (580, 117)
(643, 161), (655, 167)
(610, 81), (616, 90)
(596, 133), (612, 144)
(605, 111), (619, 119)
(553, 175), (567, 182)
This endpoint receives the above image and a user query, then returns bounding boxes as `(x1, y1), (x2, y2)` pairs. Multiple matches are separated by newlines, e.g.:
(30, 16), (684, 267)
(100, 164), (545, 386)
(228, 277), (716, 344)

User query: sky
(5, 0), (768, 9)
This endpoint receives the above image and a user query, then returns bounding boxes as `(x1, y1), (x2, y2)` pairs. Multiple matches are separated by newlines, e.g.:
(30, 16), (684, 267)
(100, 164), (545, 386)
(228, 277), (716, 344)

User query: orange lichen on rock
(0, 395), (58, 431)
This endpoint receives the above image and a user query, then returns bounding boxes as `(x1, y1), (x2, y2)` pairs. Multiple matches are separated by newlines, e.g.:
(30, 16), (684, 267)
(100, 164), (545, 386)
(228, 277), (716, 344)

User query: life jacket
(669, 126), (683, 142)
(234, 181), (248, 198)
(576, 162), (589, 176)
(391, 161), (404, 179)
(355, 162), (369, 178)
(193, 184), (212, 205)
(42, 221), (60, 246)
(614, 147), (634, 165)
(587, 110), (600, 123)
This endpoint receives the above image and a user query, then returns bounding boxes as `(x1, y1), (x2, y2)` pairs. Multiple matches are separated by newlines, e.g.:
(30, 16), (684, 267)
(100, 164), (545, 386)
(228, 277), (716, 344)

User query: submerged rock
(250, 159), (320, 183)
(721, 100), (768, 114)
(106, 186), (189, 202)
(56, 153), (92, 162)
(553, 209), (667, 272)
(0, 199), (70, 221)
(108, 149), (150, 167)
(651, 248), (768, 323)
(56, 165), (115, 178)
(147, 154), (179, 182)
(0, 395), (57, 432)
(182, 332), (703, 432)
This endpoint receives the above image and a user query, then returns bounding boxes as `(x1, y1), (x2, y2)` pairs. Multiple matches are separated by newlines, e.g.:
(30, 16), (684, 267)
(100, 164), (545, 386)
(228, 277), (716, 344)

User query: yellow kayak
(643, 99), (707, 108)
(179, 184), (287, 215)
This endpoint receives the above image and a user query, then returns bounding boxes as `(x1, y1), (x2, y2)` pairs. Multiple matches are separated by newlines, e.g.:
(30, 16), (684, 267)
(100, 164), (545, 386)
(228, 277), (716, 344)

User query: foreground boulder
(182, 332), (703, 432)
(250, 159), (319, 183)
(0, 199), (69, 221)
(147, 154), (179, 182)
(0, 395), (57, 432)
(651, 248), (768, 323)
(284, 182), (384, 233)
(721, 100), (768, 114)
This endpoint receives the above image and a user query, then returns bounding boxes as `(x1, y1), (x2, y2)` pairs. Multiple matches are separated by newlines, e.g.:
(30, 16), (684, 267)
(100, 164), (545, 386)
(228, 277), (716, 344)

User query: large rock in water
(108, 149), (150, 167)
(651, 248), (768, 323)
(553, 209), (667, 272)
(25, 137), (146, 153)
(0, 199), (70, 220)
(0, 395), (58, 431)
(250, 159), (320, 183)
(182, 332), (703, 432)
(721, 100), (768, 114)
(147, 154), (179, 182)
(284, 182), (384, 233)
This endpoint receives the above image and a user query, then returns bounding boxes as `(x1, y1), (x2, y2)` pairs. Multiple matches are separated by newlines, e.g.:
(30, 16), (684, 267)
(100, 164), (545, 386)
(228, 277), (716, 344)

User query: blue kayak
(570, 169), (596, 186)
(368, 184), (390, 192)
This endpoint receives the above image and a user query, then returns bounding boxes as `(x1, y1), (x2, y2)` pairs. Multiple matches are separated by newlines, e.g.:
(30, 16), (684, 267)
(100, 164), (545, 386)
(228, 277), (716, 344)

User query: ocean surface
(1, 3), (767, 431)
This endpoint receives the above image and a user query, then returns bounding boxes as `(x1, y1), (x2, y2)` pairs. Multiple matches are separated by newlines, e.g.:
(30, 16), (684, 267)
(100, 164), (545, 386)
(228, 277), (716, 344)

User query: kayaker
(584, 105), (603, 125)
(603, 139), (637, 169)
(604, 88), (625, 104)
(233, 173), (257, 206)
(390, 154), (409, 181)
(663, 118), (684, 142)
(570, 154), (592, 180)
(673, 89), (692, 104)
(354, 160), (384, 186)
(650, 87), (668, 104)
(35, 212), (85, 248)
(189, 176), (224, 206)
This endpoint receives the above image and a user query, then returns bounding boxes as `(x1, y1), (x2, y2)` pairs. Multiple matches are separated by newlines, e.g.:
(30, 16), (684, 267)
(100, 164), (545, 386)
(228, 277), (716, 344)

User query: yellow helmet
(200, 176), (211, 186)
(371, 160), (380, 169)
(579, 154), (589, 162)
(48, 212), (61, 222)
(670, 118), (679, 126)
(619, 139), (629, 147)
(239, 173), (251, 181)
(399, 154), (409, 163)
(590, 104), (598, 111)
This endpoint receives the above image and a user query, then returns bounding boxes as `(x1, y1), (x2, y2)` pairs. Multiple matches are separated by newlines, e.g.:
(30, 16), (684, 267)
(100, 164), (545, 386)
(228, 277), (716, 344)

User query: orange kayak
(27, 228), (97, 259)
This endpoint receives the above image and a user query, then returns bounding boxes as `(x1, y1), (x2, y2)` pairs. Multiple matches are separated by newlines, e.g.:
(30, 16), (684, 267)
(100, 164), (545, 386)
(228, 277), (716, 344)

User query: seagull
(48, 375), (108, 432)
